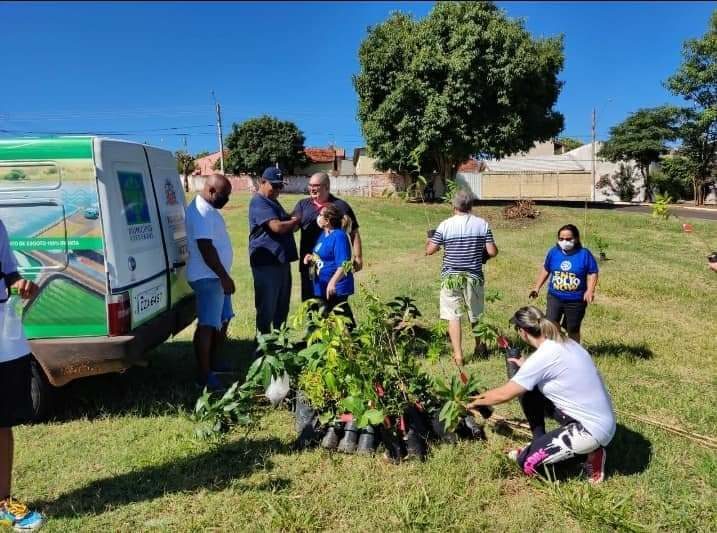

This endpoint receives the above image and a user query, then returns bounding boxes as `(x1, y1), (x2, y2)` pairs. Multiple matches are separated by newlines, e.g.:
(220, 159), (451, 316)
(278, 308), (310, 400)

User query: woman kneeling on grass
(467, 306), (615, 484)
(303, 204), (355, 328)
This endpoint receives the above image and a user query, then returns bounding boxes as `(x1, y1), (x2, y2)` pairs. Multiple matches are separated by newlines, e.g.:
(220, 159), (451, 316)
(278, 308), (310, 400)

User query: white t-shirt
(511, 338), (616, 446)
(0, 220), (31, 363)
(185, 195), (233, 282)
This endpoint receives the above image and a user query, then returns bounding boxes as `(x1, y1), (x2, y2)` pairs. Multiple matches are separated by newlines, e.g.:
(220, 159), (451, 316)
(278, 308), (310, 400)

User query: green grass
(10, 194), (717, 532)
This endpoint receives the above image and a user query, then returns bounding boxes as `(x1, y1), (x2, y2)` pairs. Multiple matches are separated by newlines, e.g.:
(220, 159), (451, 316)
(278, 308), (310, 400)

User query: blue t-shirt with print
(312, 229), (354, 298)
(248, 194), (299, 267)
(544, 246), (599, 301)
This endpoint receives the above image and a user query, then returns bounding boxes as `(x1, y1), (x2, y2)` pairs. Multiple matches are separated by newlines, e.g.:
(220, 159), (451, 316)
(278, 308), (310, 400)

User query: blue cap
(261, 166), (284, 183)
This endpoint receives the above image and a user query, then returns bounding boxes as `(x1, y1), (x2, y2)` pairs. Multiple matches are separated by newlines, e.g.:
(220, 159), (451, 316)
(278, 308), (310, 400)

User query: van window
(0, 162), (61, 190)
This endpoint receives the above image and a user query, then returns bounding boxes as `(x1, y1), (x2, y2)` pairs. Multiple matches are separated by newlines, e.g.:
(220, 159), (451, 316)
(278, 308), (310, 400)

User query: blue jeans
(252, 263), (291, 335)
(189, 278), (234, 330)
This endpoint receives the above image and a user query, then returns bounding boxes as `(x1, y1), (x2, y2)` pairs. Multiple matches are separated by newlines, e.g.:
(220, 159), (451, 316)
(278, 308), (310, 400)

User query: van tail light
(108, 292), (131, 336)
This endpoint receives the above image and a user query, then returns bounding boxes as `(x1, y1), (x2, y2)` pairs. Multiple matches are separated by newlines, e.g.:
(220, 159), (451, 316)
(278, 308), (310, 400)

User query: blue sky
(1, 1), (714, 155)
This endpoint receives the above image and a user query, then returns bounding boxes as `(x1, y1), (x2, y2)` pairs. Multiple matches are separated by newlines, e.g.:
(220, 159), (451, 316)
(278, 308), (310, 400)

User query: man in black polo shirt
(292, 172), (362, 301)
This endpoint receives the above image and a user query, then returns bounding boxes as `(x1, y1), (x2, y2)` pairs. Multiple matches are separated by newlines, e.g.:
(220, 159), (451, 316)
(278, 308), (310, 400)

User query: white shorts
(439, 277), (484, 322)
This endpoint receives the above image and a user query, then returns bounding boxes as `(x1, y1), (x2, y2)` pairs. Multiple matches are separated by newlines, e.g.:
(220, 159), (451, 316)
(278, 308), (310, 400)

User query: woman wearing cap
(303, 204), (355, 328)
(529, 224), (598, 343)
(467, 306), (616, 484)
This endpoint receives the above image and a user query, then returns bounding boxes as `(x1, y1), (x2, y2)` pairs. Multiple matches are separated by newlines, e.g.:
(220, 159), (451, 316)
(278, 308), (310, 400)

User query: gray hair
(310, 172), (331, 188)
(452, 189), (474, 212)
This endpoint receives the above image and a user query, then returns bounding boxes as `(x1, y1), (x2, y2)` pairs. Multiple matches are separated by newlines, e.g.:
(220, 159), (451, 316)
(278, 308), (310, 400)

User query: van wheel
(30, 357), (55, 421)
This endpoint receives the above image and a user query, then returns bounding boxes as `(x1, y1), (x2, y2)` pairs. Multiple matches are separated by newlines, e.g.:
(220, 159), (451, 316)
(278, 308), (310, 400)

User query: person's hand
(290, 216), (300, 227)
(220, 275), (236, 295)
(303, 254), (313, 265)
(583, 290), (595, 304)
(352, 256), (363, 273)
(326, 280), (337, 299)
(528, 289), (539, 299)
(11, 278), (39, 299)
(466, 394), (487, 410)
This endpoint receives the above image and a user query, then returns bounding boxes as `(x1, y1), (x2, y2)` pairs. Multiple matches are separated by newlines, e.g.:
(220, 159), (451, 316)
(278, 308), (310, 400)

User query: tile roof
(305, 147), (339, 163)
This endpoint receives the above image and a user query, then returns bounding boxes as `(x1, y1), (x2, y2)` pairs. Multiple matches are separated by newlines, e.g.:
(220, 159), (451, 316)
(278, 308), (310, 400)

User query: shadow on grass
(607, 423), (653, 476)
(586, 341), (654, 361)
(51, 338), (258, 422)
(35, 437), (291, 518)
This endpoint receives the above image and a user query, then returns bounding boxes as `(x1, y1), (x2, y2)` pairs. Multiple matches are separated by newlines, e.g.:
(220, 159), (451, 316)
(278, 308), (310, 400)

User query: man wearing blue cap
(248, 167), (300, 335)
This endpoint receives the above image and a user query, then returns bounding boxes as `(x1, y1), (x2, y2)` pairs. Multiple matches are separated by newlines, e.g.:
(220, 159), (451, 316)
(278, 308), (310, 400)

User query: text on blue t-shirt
(544, 246), (599, 301)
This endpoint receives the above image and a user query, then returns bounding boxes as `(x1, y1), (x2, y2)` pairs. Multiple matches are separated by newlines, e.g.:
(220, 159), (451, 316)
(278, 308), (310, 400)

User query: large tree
(353, 1), (564, 186)
(175, 150), (196, 192)
(598, 106), (680, 202)
(223, 116), (307, 176)
(665, 11), (717, 205)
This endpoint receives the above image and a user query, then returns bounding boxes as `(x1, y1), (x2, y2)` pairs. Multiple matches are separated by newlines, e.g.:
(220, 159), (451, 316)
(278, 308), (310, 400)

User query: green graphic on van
(1, 142), (108, 340)
(10, 237), (104, 251)
(21, 277), (107, 338)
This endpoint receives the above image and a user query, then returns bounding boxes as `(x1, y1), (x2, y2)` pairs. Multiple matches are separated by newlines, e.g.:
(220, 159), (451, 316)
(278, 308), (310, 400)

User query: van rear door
(94, 139), (169, 334)
(142, 146), (193, 311)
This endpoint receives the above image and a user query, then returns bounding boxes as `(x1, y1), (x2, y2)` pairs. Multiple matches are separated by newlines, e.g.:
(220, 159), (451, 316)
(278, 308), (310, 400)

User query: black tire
(30, 357), (55, 421)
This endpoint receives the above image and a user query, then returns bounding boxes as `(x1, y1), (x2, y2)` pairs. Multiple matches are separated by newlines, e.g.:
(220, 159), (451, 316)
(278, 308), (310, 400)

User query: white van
(0, 137), (196, 418)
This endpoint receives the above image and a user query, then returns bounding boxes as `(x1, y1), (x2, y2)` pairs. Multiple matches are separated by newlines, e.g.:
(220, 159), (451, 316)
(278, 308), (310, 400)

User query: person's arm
(467, 381), (526, 408)
(327, 233), (352, 299)
(5, 273), (39, 299)
(351, 229), (363, 272)
(583, 251), (599, 303)
(197, 239), (235, 294)
(426, 226), (443, 256)
(530, 267), (551, 299)
(266, 217), (299, 235)
(584, 273), (598, 303)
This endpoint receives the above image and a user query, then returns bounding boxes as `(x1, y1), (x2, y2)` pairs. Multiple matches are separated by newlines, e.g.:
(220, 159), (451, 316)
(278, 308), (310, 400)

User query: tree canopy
(353, 1), (565, 183)
(665, 11), (717, 205)
(223, 116), (307, 175)
(598, 106), (680, 201)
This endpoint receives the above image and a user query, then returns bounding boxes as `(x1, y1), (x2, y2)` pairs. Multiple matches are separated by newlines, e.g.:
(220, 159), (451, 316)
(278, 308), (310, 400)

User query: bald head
(202, 173), (232, 209)
(308, 172), (331, 202)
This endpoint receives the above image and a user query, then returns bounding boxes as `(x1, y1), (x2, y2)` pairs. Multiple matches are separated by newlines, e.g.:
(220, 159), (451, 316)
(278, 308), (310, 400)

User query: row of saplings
(192, 291), (518, 463)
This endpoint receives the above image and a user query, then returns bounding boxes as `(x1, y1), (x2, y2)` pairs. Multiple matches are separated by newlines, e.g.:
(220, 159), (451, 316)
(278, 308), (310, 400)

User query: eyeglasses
(308, 183), (324, 189)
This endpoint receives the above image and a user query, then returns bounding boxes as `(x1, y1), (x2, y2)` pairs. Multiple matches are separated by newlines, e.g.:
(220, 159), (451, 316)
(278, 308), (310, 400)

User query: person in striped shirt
(425, 190), (498, 365)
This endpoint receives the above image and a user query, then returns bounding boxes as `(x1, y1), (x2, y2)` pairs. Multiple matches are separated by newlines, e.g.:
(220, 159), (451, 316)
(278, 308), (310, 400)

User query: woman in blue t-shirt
(303, 204), (355, 328)
(529, 224), (599, 343)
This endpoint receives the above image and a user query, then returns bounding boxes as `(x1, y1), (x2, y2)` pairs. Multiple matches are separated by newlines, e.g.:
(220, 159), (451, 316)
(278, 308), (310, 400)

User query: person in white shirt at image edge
(185, 174), (236, 391)
(0, 219), (45, 531)
(468, 305), (616, 484)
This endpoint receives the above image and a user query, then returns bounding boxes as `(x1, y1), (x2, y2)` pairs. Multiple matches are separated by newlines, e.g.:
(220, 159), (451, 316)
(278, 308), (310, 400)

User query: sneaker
(507, 448), (523, 462)
(583, 447), (606, 484)
(0, 499), (45, 531)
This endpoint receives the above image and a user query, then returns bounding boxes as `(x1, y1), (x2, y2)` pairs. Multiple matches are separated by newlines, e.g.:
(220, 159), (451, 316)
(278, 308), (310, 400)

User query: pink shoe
(584, 447), (606, 484)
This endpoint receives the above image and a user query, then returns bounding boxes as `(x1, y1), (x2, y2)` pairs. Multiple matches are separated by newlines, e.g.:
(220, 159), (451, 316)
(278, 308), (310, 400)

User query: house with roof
(300, 146), (346, 176)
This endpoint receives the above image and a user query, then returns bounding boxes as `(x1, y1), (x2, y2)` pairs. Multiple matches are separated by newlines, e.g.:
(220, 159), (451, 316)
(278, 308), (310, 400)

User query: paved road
(613, 205), (717, 221)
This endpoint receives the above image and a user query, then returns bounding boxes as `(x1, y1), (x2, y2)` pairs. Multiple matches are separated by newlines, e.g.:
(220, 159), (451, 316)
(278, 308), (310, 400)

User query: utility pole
(211, 90), (225, 174)
(591, 107), (596, 202)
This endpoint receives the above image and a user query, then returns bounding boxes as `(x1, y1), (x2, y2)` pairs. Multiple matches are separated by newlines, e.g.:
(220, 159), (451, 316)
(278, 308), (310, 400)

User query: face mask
(316, 215), (324, 228)
(558, 239), (575, 251)
(213, 194), (229, 209)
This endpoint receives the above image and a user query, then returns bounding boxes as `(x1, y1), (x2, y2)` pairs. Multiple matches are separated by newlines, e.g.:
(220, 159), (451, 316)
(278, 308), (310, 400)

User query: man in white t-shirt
(185, 174), (235, 391)
(425, 190), (497, 365)
(468, 305), (616, 484)
(0, 220), (45, 530)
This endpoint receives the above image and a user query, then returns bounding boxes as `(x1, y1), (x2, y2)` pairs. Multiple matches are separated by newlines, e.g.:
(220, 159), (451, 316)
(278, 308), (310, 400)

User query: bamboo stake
(616, 409), (717, 450)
